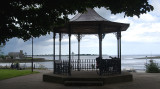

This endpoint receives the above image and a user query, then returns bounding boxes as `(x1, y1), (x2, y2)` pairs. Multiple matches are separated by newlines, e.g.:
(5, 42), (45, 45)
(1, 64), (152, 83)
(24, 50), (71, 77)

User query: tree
(0, 0), (154, 43)
(0, 43), (5, 56)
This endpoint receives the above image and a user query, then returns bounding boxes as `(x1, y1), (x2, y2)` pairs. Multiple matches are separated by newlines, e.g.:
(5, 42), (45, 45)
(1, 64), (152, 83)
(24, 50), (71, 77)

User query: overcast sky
(2, 0), (160, 55)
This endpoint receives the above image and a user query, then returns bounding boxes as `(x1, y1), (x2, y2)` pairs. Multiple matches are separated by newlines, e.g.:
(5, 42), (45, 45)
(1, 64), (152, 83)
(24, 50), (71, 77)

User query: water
(1, 55), (160, 71)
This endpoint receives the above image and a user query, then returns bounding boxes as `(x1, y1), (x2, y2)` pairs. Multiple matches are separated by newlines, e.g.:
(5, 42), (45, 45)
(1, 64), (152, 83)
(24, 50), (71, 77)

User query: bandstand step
(64, 81), (103, 86)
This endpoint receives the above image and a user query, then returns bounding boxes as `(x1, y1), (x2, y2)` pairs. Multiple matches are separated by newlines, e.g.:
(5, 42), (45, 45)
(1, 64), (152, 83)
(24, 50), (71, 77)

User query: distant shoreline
(2, 55), (160, 63)
(0, 58), (52, 63)
(135, 56), (160, 59)
(26, 54), (160, 56)
(27, 54), (100, 56)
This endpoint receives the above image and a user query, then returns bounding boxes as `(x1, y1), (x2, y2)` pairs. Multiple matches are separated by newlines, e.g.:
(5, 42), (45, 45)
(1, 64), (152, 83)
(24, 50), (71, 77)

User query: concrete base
(43, 71), (133, 86)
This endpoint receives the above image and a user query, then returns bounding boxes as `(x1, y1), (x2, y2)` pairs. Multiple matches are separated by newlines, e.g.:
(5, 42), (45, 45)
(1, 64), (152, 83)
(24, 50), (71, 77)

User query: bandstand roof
(54, 8), (129, 34)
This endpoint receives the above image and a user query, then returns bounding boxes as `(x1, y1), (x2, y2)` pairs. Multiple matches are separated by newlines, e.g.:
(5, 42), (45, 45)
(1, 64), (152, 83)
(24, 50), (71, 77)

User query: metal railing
(54, 58), (121, 76)
(97, 59), (121, 75)
(71, 59), (97, 71)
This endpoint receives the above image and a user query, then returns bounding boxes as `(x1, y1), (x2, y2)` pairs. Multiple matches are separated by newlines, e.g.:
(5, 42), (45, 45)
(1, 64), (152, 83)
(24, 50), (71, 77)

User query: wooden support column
(68, 25), (71, 75)
(78, 34), (81, 71)
(75, 34), (83, 71)
(119, 31), (122, 73)
(98, 25), (102, 76)
(78, 37), (80, 61)
(53, 32), (56, 74)
(68, 33), (71, 75)
(117, 32), (120, 58)
(99, 35), (102, 59)
(98, 25), (102, 59)
(59, 33), (62, 60)
(117, 31), (121, 73)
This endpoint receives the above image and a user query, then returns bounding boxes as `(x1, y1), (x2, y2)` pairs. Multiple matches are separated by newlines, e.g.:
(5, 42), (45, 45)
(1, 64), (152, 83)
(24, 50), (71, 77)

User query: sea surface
(1, 55), (160, 72)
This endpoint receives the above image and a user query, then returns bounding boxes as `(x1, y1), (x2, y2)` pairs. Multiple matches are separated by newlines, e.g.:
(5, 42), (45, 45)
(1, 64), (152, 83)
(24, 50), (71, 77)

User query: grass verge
(0, 69), (39, 80)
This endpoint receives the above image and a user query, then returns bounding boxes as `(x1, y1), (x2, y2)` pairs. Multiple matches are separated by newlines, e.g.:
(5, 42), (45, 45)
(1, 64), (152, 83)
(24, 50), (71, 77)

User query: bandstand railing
(54, 58), (121, 76)
(71, 59), (97, 71)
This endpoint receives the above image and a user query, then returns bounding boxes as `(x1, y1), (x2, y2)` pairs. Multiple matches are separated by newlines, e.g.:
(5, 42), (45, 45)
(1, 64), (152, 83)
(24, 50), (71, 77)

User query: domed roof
(54, 8), (129, 34)
(70, 8), (107, 21)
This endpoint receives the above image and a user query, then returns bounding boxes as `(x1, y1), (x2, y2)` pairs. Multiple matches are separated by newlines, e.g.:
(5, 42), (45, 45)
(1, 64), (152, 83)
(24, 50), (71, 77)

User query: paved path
(0, 70), (160, 89)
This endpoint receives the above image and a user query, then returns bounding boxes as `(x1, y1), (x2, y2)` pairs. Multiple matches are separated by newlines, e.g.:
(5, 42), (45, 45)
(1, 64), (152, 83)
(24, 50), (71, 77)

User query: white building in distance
(8, 50), (25, 59)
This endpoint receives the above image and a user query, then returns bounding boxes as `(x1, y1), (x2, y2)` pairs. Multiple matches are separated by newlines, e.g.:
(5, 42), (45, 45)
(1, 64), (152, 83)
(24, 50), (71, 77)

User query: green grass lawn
(0, 69), (39, 80)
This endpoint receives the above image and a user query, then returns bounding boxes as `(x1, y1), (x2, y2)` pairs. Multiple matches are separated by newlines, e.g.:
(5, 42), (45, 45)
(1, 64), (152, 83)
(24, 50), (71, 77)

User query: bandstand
(43, 8), (133, 86)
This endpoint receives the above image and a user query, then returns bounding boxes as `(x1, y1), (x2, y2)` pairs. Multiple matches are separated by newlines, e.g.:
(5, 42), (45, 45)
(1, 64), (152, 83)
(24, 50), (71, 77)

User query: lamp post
(31, 37), (33, 72)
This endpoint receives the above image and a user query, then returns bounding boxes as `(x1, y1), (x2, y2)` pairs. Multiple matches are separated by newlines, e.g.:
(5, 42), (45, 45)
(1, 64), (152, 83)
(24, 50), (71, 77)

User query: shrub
(145, 60), (160, 73)
(0, 55), (5, 59)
